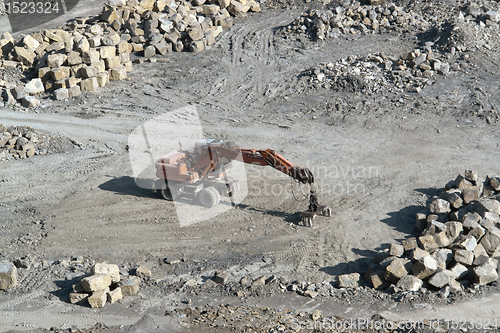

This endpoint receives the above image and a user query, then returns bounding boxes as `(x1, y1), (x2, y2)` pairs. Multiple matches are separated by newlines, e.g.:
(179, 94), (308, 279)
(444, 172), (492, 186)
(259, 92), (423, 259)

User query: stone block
(450, 263), (469, 279)
(88, 290), (107, 308)
(69, 292), (88, 304)
(454, 249), (474, 266)
(68, 85), (81, 97)
(96, 72), (109, 87)
(473, 260), (499, 285)
(434, 231), (452, 248)
(51, 67), (71, 81)
(102, 34), (121, 46)
(338, 273), (360, 288)
(385, 258), (412, 284)
(419, 234), (438, 251)
(67, 51), (82, 66)
(25, 78), (44, 95)
(416, 211), (428, 232)
(396, 275), (422, 292)
(454, 235), (477, 251)
(81, 274), (111, 292)
(75, 37), (90, 53)
(445, 221), (463, 240)
(250, 275), (264, 286)
(82, 49), (100, 64)
(428, 270), (458, 288)
(389, 243), (404, 257)
(92, 263), (120, 283)
(446, 192), (463, 209)
(227, 0), (250, 16)
(81, 65), (99, 79)
(47, 53), (67, 68)
(465, 170), (478, 182)
(411, 255), (438, 279)
(101, 7), (119, 24)
(430, 198), (451, 214)
(432, 248), (453, 269)
(135, 265), (151, 278)
(410, 248), (430, 262)
(401, 238), (417, 252)
(100, 46), (116, 59)
(190, 40), (205, 53)
(463, 186), (480, 204)
(475, 199), (500, 217)
(490, 177), (500, 191)
(14, 47), (35, 66)
(107, 287), (123, 303)
(23, 35), (40, 51)
(80, 77), (99, 91)
(480, 227), (500, 256)
(109, 67), (127, 80)
(21, 96), (39, 107)
(468, 225), (486, 242)
(105, 56), (121, 69)
(120, 276), (140, 295)
(369, 270), (390, 290)
(462, 212), (482, 229)
(455, 175), (473, 189)
(88, 36), (102, 48)
(218, 0), (231, 8)
(53, 88), (69, 100)
(144, 45), (156, 58)
(0, 263), (17, 290)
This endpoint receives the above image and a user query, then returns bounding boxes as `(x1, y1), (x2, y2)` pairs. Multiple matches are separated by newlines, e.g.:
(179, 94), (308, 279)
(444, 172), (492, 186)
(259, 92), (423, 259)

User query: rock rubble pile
(70, 262), (151, 308)
(362, 170), (500, 293)
(0, 123), (71, 161)
(0, 0), (260, 106)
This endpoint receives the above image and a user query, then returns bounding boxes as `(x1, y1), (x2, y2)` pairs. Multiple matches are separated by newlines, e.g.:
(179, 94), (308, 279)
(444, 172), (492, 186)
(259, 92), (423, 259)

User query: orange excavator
(154, 139), (331, 226)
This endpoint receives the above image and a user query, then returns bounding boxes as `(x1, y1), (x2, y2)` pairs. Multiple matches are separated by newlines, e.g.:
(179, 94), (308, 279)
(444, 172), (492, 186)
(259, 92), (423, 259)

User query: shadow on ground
(98, 176), (159, 199)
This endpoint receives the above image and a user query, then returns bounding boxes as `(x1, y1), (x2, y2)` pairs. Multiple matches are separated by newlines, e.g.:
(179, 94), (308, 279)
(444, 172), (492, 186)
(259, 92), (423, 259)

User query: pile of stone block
(0, 0), (261, 105)
(363, 170), (500, 293)
(0, 124), (52, 161)
(70, 262), (150, 308)
(0, 262), (17, 290)
(286, 2), (430, 41)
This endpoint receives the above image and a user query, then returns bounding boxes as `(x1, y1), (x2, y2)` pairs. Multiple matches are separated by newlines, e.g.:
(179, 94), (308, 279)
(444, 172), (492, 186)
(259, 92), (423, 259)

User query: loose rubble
(286, 2), (431, 41)
(0, 123), (76, 161)
(0, 0), (261, 107)
(364, 170), (500, 293)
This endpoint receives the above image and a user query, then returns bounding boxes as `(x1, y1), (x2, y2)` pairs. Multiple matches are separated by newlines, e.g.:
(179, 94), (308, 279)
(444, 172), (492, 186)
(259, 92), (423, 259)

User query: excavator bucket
(300, 190), (331, 227)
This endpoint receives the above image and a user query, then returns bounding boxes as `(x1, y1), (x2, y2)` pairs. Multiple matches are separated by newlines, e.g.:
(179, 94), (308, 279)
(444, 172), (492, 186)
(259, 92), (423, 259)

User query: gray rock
(454, 249), (474, 266)
(475, 199), (500, 217)
(24, 78), (44, 95)
(428, 270), (458, 289)
(396, 275), (423, 292)
(430, 199), (451, 214)
(338, 273), (360, 288)
(473, 259), (499, 285)
(412, 255), (438, 279)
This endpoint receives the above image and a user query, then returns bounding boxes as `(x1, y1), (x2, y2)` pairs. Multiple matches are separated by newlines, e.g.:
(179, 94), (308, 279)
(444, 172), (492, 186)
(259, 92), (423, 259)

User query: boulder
(92, 263), (120, 283)
(0, 263), (17, 290)
(396, 275), (423, 292)
(428, 270), (458, 289)
(81, 274), (112, 292)
(338, 273), (360, 288)
(385, 258), (412, 284)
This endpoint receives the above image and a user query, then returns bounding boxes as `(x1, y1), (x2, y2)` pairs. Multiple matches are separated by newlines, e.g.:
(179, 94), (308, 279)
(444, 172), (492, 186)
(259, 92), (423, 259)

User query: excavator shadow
(98, 176), (159, 199)
(236, 203), (303, 224)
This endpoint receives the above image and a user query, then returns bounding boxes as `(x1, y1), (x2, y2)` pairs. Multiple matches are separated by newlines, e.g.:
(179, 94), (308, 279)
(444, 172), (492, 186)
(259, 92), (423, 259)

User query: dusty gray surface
(1, 0), (500, 332)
